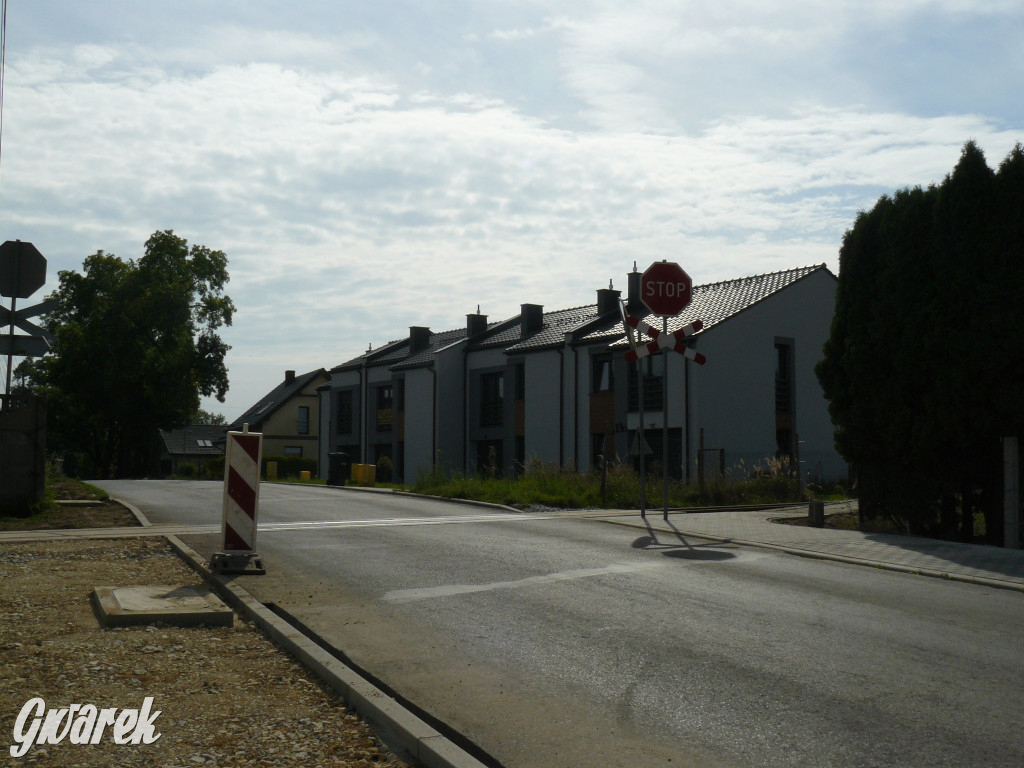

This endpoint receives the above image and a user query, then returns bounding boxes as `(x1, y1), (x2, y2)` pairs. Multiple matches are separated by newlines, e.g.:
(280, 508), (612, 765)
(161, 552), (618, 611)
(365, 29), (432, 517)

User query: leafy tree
(192, 409), (228, 425)
(20, 231), (234, 477)
(817, 142), (1024, 542)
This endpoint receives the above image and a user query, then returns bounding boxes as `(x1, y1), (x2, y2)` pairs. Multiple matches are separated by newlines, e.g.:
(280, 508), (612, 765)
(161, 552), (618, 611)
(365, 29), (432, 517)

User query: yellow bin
(351, 464), (377, 486)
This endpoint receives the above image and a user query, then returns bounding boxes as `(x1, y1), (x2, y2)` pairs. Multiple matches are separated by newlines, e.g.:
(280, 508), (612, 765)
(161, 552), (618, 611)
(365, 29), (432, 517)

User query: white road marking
(257, 513), (556, 532)
(382, 561), (669, 603)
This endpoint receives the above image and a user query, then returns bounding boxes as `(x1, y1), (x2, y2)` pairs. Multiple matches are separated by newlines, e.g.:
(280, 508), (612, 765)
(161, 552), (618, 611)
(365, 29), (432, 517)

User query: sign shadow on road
(631, 519), (736, 562)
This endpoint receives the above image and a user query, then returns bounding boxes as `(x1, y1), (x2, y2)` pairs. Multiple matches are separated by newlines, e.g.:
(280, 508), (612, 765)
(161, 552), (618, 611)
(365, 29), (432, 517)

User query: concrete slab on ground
(91, 584), (234, 628)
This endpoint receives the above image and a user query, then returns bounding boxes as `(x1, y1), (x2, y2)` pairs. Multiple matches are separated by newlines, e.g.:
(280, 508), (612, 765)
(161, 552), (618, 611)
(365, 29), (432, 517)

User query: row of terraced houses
(313, 264), (846, 485)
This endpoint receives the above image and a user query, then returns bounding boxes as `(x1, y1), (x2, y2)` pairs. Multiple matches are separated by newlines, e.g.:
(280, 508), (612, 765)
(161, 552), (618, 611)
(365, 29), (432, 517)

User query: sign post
(210, 424), (266, 574)
(638, 261), (697, 520)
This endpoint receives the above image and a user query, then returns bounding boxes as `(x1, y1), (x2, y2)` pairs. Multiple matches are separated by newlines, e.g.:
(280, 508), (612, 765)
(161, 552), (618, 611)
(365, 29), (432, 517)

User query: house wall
(403, 367), (436, 481)
(318, 387), (331, 478)
(524, 349), (562, 466)
(257, 375), (326, 468)
(688, 269), (843, 481)
(434, 342), (467, 474)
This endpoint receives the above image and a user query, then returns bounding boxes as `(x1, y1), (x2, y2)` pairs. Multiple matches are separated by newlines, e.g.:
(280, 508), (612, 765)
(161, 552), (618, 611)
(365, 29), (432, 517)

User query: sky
(0, 1), (1021, 422)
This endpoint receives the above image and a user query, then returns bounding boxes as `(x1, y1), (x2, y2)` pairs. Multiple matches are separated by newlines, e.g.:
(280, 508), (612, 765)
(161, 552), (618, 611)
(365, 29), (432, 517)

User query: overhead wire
(0, 0), (9, 394)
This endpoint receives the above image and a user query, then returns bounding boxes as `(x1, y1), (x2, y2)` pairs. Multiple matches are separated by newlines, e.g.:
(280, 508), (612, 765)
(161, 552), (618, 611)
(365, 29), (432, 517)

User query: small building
(158, 424), (226, 476)
(320, 265), (845, 485)
(229, 369), (329, 472)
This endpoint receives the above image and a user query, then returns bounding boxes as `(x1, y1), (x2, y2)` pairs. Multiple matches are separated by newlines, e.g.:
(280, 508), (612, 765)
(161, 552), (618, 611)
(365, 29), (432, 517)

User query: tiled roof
(332, 338), (407, 371)
(159, 425), (227, 456)
(329, 265), (831, 371)
(228, 369), (327, 431)
(577, 264), (831, 346)
(501, 305), (601, 353)
(391, 327), (472, 370)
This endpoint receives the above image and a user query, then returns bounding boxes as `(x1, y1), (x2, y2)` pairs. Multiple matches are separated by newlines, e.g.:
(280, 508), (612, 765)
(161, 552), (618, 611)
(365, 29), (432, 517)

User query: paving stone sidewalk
(605, 502), (1024, 592)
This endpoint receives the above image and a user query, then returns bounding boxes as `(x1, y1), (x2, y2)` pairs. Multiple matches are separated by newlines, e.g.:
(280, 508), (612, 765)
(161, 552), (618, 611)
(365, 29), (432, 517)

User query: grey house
(320, 264), (845, 484)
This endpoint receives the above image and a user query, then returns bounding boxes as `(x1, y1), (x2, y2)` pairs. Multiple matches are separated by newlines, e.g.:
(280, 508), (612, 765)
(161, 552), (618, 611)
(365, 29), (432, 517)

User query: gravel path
(0, 534), (410, 767)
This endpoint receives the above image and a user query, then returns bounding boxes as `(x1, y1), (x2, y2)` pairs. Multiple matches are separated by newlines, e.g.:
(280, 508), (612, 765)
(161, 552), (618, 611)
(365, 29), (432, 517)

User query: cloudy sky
(1, 1), (1021, 421)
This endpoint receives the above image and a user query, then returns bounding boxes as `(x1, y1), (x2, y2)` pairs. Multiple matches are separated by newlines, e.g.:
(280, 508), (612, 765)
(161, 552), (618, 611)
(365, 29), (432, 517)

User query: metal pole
(638, 357), (647, 518)
(662, 316), (669, 520)
(4, 293), (16, 408)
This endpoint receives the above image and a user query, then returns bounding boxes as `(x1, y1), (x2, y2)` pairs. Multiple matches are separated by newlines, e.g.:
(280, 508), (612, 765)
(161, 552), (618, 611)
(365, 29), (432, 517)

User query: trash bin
(327, 452), (350, 486)
(808, 499), (825, 528)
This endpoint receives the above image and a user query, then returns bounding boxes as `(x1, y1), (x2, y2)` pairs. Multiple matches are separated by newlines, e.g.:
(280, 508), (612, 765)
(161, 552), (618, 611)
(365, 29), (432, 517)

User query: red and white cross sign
(221, 429), (263, 552)
(624, 314), (706, 365)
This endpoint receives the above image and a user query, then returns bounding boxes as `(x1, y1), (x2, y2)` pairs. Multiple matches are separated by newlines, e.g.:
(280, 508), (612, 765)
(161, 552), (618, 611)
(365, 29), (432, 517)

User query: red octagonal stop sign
(641, 261), (692, 316)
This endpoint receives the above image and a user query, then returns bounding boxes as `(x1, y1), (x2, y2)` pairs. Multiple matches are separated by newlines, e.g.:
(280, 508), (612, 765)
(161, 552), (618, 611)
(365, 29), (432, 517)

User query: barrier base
(209, 551), (266, 575)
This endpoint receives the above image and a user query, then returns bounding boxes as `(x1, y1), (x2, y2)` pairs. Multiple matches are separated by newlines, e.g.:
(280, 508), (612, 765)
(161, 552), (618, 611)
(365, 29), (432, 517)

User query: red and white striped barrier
(624, 315), (706, 364)
(211, 427), (265, 574)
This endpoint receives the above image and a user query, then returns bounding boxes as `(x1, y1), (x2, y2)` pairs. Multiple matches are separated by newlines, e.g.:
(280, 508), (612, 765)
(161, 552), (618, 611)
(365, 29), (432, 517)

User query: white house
(319, 264), (845, 485)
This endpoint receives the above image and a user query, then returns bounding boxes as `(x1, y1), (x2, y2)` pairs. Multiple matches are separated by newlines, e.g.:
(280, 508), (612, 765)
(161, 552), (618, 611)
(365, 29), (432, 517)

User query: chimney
(521, 303), (544, 335)
(285, 370), (296, 385)
(467, 309), (488, 338)
(409, 326), (431, 353)
(627, 262), (643, 312)
(596, 279), (621, 315)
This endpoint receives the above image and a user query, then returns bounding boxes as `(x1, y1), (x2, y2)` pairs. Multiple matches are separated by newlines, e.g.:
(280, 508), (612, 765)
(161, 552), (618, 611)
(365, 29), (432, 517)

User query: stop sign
(640, 260), (692, 316)
(0, 241), (47, 299)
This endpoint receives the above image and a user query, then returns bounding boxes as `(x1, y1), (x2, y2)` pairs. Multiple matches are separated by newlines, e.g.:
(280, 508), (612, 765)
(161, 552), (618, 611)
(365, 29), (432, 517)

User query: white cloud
(0, 1), (1021, 419)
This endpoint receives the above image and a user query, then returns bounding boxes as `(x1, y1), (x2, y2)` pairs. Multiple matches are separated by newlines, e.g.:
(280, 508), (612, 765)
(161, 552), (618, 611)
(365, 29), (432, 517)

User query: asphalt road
(95, 480), (1024, 768)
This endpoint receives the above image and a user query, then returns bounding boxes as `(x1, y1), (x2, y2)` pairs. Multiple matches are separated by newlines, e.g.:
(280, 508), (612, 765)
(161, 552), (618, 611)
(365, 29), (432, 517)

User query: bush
(411, 455), (807, 510)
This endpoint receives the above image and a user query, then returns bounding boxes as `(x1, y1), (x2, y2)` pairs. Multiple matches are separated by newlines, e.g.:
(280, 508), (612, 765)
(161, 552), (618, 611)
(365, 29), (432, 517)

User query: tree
(193, 409), (228, 425)
(21, 231), (234, 477)
(817, 142), (1024, 542)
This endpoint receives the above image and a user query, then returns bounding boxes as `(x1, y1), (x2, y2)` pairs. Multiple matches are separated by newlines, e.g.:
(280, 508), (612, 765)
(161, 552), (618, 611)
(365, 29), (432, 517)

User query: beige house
(229, 369), (328, 472)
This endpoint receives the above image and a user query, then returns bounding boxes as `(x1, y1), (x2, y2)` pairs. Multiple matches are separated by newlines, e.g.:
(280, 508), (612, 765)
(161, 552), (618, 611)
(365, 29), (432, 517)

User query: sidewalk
(598, 502), (1024, 592)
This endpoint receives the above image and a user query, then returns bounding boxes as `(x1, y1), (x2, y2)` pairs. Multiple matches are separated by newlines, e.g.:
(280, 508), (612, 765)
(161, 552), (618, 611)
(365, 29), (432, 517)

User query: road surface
(94, 480), (1024, 768)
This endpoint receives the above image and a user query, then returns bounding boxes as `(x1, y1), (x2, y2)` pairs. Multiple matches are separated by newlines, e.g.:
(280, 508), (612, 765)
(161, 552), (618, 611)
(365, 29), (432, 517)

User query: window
(592, 354), (613, 393)
(195, 439), (213, 448)
(775, 342), (793, 414)
(480, 372), (504, 427)
(376, 385), (393, 432)
(336, 390), (353, 434)
(476, 439), (503, 476)
(297, 405), (310, 435)
(627, 355), (664, 411)
(284, 446), (302, 457)
(514, 363), (526, 401)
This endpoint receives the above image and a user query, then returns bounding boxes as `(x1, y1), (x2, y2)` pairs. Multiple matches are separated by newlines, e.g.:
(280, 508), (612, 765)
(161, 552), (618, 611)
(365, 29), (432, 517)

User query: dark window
(476, 439), (503, 476)
(376, 385), (393, 432)
(480, 372), (504, 427)
(284, 446), (302, 457)
(297, 405), (310, 435)
(336, 390), (353, 434)
(775, 342), (793, 414)
(627, 355), (664, 411)
(592, 354), (613, 393)
(514, 363), (525, 401)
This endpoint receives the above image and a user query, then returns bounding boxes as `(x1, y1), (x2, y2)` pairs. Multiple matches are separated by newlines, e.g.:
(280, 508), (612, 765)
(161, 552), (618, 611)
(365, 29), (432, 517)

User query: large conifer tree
(818, 142), (1024, 541)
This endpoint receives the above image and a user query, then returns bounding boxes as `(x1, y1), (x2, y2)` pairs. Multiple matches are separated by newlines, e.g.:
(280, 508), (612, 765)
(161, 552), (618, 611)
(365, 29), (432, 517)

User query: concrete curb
(600, 516), (1024, 594)
(163, 535), (490, 768)
(111, 498), (152, 527)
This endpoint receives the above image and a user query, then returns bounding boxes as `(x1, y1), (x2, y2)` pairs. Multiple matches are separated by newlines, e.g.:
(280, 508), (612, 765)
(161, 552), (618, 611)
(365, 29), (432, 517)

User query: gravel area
(0, 536), (410, 768)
